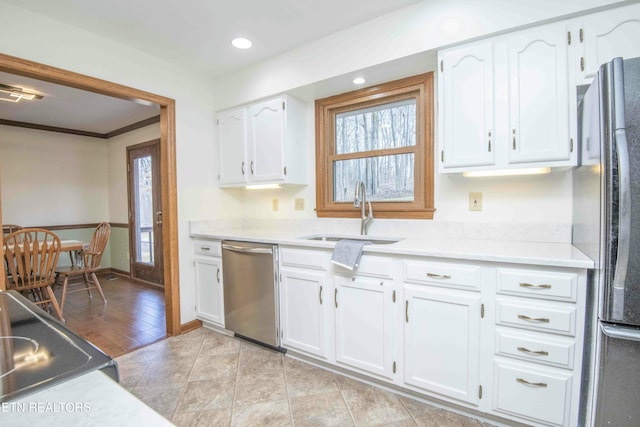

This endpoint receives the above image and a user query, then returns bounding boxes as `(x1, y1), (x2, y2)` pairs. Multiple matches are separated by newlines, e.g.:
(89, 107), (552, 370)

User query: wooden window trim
(315, 72), (435, 219)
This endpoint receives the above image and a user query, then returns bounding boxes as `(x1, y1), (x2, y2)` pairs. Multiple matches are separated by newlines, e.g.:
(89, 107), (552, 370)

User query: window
(315, 73), (434, 219)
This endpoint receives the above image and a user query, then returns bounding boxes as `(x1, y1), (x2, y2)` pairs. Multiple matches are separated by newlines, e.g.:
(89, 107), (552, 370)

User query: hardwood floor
(56, 274), (167, 358)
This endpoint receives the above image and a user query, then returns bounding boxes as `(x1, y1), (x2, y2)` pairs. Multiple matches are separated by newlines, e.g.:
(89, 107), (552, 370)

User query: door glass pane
(134, 155), (154, 264)
(335, 99), (416, 155)
(333, 153), (414, 202)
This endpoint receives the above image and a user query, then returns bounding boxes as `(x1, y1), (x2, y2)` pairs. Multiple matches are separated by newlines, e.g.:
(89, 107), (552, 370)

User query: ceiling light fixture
(353, 77), (366, 85)
(0, 83), (43, 103)
(462, 167), (552, 178)
(231, 37), (252, 49)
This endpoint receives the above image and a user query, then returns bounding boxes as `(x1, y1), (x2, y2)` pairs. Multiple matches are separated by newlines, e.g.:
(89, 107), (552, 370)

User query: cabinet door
(280, 267), (330, 359)
(334, 275), (395, 380)
(507, 23), (572, 165)
(579, 4), (640, 81)
(194, 256), (224, 326)
(218, 107), (247, 185)
(404, 285), (481, 405)
(439, 42), (495, 170)
(248, 97), (286, 182)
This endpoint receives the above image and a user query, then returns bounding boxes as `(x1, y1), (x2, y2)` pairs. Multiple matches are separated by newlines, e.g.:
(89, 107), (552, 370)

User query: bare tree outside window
(334, 99), (416, 202)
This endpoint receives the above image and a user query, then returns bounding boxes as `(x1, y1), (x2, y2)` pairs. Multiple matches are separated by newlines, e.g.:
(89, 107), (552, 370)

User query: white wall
(213, 0), (625, 109)
(0, 125), (108, 225)
(0, 1), (242, 323)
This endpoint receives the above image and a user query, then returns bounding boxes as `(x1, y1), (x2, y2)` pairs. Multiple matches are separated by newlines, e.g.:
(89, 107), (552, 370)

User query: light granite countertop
(190, 227), (594, 269)
(2, 370), (173, 426)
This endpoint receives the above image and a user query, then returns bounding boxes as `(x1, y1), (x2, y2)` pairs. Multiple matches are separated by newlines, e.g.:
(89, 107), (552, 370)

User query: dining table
(2, 239), (86, 266)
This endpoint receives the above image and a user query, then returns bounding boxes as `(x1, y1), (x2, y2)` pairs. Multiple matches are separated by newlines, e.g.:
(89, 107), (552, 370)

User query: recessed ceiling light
(353, 77), (366, 85)
(231, 37), (252, 49)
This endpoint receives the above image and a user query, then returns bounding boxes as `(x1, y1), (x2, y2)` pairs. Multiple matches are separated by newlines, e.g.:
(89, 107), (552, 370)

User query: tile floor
(116, 328), (498, 426)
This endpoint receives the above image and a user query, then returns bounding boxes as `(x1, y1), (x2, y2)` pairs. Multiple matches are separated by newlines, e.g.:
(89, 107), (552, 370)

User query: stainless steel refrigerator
(573, 56), (640, 425)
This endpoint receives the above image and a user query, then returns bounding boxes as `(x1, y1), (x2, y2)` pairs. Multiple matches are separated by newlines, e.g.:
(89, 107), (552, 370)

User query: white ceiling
(0, 0), (422, 133)
(0, 71), (159, 135)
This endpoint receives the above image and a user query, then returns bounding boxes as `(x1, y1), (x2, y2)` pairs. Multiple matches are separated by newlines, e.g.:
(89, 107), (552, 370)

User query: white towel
(331, 239), (371, 270)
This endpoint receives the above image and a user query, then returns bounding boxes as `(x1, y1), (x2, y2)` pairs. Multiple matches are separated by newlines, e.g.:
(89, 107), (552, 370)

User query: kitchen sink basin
(300, 235), (403, 245)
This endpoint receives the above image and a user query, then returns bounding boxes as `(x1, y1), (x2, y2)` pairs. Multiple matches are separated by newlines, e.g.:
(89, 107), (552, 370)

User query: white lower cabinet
(404, 284), (482, 405)
(280, 267), (331, 360)
(493, 358), (573, 426)
(193, 239), (224, 327)
(279, 247), (332, 360)
(334, 274), (396, 380)
(275, 246), (588, 427)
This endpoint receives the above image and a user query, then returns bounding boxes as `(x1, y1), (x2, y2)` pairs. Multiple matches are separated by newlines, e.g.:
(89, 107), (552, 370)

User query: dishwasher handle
(222, 243), (273, 255)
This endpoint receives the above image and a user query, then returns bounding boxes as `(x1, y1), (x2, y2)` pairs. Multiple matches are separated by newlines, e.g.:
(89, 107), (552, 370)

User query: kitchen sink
(300, 235), (403, 245)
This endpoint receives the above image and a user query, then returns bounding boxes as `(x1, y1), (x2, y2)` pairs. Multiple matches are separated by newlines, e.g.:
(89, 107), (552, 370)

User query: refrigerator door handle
(610, 58), (631, 321)
(601, 323), (640, 342)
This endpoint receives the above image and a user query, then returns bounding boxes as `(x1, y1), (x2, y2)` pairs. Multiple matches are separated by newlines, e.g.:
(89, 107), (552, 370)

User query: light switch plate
(469, 192), (482, 211)
(295, 198), (305, 211)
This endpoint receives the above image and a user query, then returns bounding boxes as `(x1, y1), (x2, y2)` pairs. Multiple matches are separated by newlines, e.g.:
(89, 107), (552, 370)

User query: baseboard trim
(180, 320), (202, 335)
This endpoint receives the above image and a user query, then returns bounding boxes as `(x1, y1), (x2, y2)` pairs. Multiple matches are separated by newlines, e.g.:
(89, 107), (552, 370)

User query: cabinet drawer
(495, 327), (575, 369)
(280, 247), (330, 271)
(192, 239), (221, 257)
(335, 254), (394, 279)
(493, 359), (572, 426)
(403, 259), (482, 291)
(496, 297), (576, 336)
(497, 267), (577, 302)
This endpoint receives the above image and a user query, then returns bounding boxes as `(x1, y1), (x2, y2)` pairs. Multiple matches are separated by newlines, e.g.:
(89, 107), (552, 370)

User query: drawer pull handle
(518, 314), (550, 323)
(216, 268), (220, 282)
(200, 247), (210, 251)
(405, 300), (409, 323)
(427, 273), (451, 280)
(516, 378), (548, 388)
(517, 346), (549, 356)
(334, 289), (338, 308)
(519, 282), (552, 289)
(319, 286), (323, 305)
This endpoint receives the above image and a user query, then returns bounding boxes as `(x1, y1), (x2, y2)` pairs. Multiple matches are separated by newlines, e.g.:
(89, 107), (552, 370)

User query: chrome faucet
(354, 181), (374, 235)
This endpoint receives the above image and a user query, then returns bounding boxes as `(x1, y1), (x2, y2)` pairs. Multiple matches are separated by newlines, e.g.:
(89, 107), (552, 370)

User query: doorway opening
(0, 53), (181, 336)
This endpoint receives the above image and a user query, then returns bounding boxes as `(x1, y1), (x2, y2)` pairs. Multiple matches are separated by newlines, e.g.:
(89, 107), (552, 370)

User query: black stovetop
(0, 290), (117, 402)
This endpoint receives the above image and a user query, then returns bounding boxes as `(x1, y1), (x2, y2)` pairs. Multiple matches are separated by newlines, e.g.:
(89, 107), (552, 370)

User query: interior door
(127, 140), (163, 285)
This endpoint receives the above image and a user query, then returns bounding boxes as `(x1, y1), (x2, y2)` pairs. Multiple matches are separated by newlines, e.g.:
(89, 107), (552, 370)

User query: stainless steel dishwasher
(221, 240), (280, 348)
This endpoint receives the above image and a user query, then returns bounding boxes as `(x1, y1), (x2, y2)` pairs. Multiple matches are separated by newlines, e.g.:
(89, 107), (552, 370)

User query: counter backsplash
(190, 218), (572, 244)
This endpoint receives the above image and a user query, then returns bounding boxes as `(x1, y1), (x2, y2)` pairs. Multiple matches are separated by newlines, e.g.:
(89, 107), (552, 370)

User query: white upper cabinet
(439, 42), (495, 169)
(218, 107), (247, 185)
(573, 3), (640, 83)
(248, 97), (286, 182)
(217, 94), (306, 187)
(438, 21), (575, 173)
(506, 23), (571, 165)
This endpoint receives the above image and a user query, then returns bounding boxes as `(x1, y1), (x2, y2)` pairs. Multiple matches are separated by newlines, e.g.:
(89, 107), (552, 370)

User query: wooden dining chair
(55, 222), (111, 311)
(3, 228), (64, 321)
(2, 224), (23, 236)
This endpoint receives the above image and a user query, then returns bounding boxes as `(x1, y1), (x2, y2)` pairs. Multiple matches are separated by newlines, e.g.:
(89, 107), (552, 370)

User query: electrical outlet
(272, 199), (279, 211)
(295, 198), (305, 211)
(469, 192), (483, 211)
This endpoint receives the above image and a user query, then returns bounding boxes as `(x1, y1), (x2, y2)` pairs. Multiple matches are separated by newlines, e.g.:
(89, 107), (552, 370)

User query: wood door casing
(0, 52), (181, 336)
